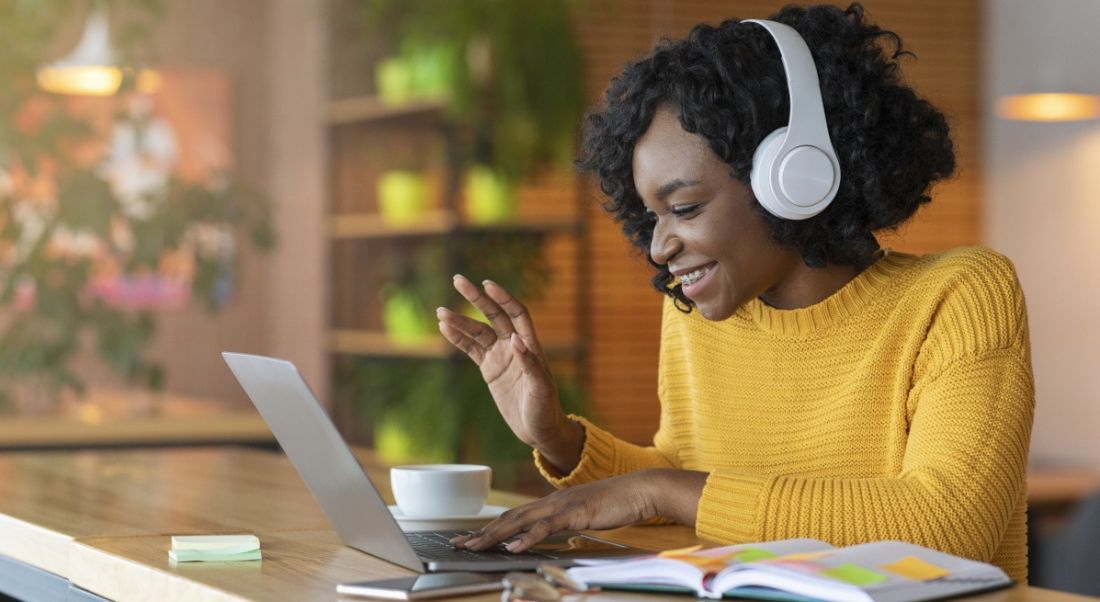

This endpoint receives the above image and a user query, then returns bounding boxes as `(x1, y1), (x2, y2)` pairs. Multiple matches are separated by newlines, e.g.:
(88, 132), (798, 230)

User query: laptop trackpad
(523, 532), (630, 557)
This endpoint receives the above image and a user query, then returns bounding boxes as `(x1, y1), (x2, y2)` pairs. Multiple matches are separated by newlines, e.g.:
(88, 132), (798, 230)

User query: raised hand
(436, 275), (583, 473)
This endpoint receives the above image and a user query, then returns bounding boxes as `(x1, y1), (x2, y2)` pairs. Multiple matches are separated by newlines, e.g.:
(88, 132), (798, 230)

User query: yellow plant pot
(378, 171), (428, 225)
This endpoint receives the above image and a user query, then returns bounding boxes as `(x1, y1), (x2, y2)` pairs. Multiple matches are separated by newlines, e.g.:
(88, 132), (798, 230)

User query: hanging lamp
(36, 7), (159, 96)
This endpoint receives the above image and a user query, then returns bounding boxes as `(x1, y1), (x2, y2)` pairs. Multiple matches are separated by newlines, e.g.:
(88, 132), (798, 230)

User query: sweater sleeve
(533, 413), (679, 488)
(534, 296), (687, 487)
(695, 343), (1035, 563)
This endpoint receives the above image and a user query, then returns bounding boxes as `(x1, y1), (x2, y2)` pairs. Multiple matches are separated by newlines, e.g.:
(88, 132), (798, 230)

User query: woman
(436, 3), (1033, 581)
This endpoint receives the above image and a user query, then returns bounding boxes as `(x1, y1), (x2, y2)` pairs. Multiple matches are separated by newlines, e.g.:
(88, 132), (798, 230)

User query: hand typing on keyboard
(449, 468), (707, 553)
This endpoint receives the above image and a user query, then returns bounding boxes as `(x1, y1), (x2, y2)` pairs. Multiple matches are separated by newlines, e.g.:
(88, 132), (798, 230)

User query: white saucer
(388, 504), (508, 532)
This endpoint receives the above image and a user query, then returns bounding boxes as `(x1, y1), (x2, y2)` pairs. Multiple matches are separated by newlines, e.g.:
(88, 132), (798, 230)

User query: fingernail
(506, 540), (522, 553)
(482, 279), (495, 287)
(435, 307), (446, 315)
(453, 274), (463, 281)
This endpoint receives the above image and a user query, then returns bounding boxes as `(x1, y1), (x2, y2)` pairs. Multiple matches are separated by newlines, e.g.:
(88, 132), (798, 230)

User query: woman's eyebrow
(655, 178), (701, 202)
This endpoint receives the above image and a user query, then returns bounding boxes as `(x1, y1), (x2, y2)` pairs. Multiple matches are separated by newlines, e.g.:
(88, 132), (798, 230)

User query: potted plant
(351, 2), (588, 473)
(364, 0), (586, 220)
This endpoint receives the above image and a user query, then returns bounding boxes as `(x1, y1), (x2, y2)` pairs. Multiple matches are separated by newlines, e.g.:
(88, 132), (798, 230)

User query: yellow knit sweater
(536, 247), (1034, 582)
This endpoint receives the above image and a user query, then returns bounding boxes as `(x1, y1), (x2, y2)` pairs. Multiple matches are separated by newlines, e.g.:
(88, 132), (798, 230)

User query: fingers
(505, 517), (561, 553)
(483, 280), (543, 355)
(510, 333), (545, 380)
(436, 307), (496, 349)
(437, 321), (486, 365)
(450, 498), (567, 553)
(452, 274), (515, 339)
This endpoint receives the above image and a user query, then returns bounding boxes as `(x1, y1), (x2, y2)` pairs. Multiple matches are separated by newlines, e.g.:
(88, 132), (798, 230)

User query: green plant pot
(464, 166), (516, 224)
(378, 170), (428, 225)
(407, 44), (452, 100)
(381, 287), (433, 346)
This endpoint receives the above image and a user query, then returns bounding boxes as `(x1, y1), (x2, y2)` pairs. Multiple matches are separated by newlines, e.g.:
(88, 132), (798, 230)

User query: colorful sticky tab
(735, 548), (779, 563)
(822, 563), (889, 587)
(778, 551), (832, 562)
(881, 556), (950, 581)
(658, 545), (704, 558)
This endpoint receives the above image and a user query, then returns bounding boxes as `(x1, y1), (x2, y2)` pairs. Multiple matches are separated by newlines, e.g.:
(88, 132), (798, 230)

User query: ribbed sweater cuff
(696, 470), (769, 543)
(533, 415), (617, 488)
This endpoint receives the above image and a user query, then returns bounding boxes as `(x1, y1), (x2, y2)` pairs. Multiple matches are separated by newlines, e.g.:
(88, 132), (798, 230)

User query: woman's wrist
(643, 468), (708, 526)
(535, 416), (586, 476)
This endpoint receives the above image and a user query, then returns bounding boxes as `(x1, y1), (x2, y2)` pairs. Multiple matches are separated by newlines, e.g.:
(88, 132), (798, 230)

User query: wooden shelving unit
(324, 91), (586, 452)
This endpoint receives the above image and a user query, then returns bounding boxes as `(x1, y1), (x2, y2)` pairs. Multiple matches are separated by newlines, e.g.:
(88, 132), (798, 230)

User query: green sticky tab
(168, 549), (262, 563)
(735, 548), (779, 563)
(822, 563), (888, 586)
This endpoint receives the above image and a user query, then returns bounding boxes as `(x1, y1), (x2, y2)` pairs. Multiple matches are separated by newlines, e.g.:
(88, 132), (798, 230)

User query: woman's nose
(649, 219), (681, 266)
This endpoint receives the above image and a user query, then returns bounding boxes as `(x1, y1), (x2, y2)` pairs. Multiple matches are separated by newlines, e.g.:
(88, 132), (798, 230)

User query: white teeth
(679, 265), (713, 287)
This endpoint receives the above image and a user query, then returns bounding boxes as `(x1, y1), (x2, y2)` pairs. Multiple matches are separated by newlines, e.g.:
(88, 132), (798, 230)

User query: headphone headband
(745, 19), (841, 220)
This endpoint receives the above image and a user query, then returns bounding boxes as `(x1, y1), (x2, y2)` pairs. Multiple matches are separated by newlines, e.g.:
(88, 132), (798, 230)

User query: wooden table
(0, 447), (1096, 602)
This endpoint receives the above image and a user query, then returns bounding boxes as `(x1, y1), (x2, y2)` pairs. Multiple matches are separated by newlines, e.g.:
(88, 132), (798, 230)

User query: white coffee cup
(390, 464), (491, 517)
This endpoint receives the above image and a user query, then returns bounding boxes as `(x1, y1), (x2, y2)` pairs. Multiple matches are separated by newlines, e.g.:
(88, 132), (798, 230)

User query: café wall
(142, 0), (327, 403)
(983, 0), (1100, 468)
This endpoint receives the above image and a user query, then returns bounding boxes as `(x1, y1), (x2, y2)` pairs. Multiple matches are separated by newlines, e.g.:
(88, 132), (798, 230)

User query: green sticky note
(735, 548), (779, 563)
(168, 549), (262, 563)
(822, 563), (888, 586)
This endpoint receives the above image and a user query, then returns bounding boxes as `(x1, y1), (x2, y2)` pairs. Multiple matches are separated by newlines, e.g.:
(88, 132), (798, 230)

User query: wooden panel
(573, 0), (983, 444)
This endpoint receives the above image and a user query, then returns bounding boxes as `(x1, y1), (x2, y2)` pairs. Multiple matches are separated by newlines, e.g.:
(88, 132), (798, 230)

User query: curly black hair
(575, 3), (956, 311)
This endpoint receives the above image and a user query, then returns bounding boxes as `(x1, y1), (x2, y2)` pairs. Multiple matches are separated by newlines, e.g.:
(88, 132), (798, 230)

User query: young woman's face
(632, 106), (801, 321)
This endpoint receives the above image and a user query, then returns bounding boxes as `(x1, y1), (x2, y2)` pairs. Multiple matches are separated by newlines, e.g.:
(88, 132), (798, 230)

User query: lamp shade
(36, 8), (160, 97)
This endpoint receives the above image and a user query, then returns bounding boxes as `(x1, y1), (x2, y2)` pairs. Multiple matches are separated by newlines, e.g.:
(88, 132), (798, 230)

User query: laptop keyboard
(405, 530), (559, 562)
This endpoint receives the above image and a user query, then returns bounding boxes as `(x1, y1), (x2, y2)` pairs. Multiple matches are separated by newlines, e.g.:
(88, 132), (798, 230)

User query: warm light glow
(997, 93), (1100, 122)
(136, 69), (163, 94)
(76, 402), (104, 426)
(37, 65), (122, 96)
(34, 8), (160, 97)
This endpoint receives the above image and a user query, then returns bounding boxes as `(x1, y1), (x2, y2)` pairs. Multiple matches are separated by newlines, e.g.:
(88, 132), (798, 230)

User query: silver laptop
(222, 352), (644, 572)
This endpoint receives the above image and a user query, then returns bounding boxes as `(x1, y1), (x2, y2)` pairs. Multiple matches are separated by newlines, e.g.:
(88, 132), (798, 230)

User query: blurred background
(0, 0), (1097, 593)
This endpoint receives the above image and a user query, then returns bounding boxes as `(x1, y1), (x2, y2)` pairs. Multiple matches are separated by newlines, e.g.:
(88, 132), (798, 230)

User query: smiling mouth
(678, 263), (715, 287)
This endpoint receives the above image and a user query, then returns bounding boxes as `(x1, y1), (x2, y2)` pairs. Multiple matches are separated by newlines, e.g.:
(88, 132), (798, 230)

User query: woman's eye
(670, 203), (700, 217)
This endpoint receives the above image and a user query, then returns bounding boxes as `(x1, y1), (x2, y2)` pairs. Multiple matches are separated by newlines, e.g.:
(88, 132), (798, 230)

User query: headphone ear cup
(750, 127), (787, 218)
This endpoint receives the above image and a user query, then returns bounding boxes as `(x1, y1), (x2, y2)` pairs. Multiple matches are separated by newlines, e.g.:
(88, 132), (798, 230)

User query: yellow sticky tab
(658, 545), (704, 558)
(659, 545), (743, 573)
(881, 556), (950, 581)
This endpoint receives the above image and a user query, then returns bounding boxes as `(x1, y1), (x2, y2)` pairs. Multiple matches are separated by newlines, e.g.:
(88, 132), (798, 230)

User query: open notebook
(566, 539), (1013, 602)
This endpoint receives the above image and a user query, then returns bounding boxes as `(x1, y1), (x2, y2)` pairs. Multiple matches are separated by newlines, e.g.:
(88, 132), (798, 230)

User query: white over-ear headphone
(745, 19), (840, 220)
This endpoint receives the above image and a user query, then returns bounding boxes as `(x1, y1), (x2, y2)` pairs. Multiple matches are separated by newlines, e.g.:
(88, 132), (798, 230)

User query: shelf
(330, 329), (452, 358)
(329, 329), (580, 359)
(326, 95), (446, 125)
(329, 210), (456, 239)
(328, 211), (579, 240)
(0, 388), (273, 449)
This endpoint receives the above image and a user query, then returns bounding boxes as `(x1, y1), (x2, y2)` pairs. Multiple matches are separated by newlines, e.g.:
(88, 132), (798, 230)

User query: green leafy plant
(345, 2), (588, 477)
(0, 1), (273, 409)
(363, 0), (587, 185)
